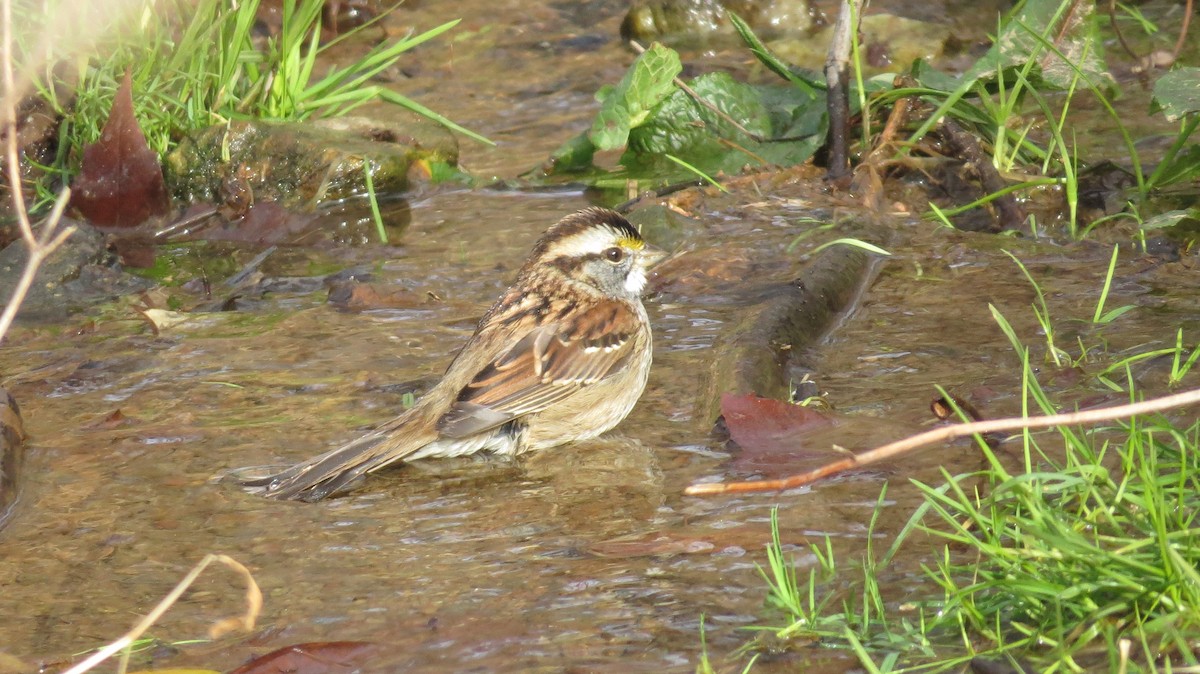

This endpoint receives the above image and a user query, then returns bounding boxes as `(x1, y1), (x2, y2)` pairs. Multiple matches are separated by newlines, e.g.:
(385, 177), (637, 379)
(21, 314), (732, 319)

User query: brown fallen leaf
(69, 69), (171, 228)
(194, 201), (320, 246)
(84, 409), (134, 430)
(227, 642), (381, 674)
(327, 280), (424, 311)
(720, 392), (835, 457)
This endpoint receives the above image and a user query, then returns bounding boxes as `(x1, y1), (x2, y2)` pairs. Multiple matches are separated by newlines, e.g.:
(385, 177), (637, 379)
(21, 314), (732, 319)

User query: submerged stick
(685, 387), (1200, 496)
(63, 554), (261, 674)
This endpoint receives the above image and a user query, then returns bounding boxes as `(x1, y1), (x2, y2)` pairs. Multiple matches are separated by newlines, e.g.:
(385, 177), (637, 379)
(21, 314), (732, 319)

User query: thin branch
(0, 190), (73, 338)
(823, 0), (860, 180)
(684, 387), (1200, 496)
(62, 554), (261, 674)
(0, 0), (76, 344)
(1172, 0), (1193, 62)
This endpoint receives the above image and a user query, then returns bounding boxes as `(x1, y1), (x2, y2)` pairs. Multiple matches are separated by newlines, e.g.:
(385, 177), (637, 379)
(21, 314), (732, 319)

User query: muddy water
(2, 2), (1199, 673)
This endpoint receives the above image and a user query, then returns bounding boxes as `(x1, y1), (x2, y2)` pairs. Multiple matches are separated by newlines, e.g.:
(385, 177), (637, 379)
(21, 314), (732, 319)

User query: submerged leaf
(963, 0), (1111, 89)
(227, 641), (380, 674)
(69, 70), (171, 228)
(1152, 67), (1200, 121)
(720, 392), (834, 456)
(1140, 208), (1200, 231)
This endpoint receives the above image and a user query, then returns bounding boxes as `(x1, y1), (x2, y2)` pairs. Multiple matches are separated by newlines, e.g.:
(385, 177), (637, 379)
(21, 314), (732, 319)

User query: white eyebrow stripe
(545, 226), (628, 257)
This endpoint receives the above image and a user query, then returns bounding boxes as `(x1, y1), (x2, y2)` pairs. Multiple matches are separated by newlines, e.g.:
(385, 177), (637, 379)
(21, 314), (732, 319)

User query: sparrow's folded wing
(436, 299), (640, 438)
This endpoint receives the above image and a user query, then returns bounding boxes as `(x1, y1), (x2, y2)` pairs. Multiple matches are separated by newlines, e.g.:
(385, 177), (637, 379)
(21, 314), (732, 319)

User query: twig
(1109, 0), (1193, 71)
(0, 0), (75, 343)
(1171, 0), (1193, 62)
(1107, 0), (1139, 62)
(63, 554), (262, 674)
(824, 0), (862, 180)
(936, 118), (1027, 232)
(684, 387), (1200, 496)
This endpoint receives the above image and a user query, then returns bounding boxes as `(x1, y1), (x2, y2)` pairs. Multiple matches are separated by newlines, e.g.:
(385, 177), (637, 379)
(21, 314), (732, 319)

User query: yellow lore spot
(617, 236), (645, 250)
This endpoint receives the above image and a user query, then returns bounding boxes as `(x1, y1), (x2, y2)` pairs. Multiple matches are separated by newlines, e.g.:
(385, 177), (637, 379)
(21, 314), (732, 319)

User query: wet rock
(0, 387), (24, 532)
(164, 114), (458, 211)
(621, 0), (814, 43)
(698, 243), (882, 422)
(0, 220), (143, 319)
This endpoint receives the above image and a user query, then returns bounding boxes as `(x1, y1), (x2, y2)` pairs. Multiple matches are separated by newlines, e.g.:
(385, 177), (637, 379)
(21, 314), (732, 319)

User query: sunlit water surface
(1, 1), (1197, 672)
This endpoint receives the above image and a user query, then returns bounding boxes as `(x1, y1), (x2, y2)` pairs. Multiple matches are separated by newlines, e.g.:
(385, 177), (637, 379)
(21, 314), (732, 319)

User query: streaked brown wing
(436, 300), (641, 438)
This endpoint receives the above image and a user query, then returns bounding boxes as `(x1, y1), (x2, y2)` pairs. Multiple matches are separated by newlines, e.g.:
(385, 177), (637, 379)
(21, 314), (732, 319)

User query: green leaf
(588, 43), (682, 150)
(1140, 208), (1200, 230)
(626, 73), (823, 175)
(910, 59), (963, 93)
(728, 11), (821, 97)
(1148, 142), (1200, 186)
(1152, 67), (1200, 121)
(626, 72), (766, 170)
(963, 0), (1111, 90)
(545, 132), (598, 174)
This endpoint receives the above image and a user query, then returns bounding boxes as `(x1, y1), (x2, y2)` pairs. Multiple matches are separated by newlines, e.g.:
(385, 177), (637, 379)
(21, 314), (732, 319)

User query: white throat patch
(624, 266), (647, 294)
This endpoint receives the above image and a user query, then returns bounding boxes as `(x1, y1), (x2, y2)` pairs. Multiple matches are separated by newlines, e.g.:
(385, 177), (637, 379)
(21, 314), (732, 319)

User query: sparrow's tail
(236, 413), (435, 502)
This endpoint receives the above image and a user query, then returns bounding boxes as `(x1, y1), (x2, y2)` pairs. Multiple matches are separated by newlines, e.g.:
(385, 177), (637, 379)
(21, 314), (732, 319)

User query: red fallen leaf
(70, 70), (170, 228)
(720, 392), (835, 458)
(227, 641), (381, 674)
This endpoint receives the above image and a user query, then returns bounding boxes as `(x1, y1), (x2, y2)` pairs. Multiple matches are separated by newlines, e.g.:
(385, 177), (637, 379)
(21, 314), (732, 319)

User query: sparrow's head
(525, 207), (665, 301)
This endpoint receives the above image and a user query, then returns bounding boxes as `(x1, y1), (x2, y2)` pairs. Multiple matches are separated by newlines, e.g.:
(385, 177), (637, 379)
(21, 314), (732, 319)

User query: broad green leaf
(626, 73), (823, 175)
(588, 43), (682, 150)
(1152, 67), (1200, 121)
(910, 59), (962, 93)
(545, 132), (598, 174)
(627, 72), (768, 168)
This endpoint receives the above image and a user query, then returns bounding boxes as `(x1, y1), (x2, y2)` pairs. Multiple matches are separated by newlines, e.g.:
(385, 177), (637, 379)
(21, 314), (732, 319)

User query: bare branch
(685, 388), (1200, 496)
(0, 0), (75, 344)
(62, 554), (261, 674)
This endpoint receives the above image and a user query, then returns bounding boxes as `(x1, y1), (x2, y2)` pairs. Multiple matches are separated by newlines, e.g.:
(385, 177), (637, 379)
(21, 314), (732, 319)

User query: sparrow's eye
(604, 247), (625, 263)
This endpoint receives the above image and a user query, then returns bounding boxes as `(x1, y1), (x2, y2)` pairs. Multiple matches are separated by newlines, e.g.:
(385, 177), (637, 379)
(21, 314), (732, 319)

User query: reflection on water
(2, 1), (1198, 672)
(3, 184), (1196, 672)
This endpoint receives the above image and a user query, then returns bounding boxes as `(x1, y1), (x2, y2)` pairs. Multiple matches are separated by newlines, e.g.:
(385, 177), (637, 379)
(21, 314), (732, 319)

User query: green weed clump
(20, 0), (482, 209)
(735, 278), (1200, 672)
(746, 389), (1200, 671)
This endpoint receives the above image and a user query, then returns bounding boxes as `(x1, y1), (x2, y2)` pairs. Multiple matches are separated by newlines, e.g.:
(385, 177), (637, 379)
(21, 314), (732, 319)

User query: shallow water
(1, 1), (1198, 672)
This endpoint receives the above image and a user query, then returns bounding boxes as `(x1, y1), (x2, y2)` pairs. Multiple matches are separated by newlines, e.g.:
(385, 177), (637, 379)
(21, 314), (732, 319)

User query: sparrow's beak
(638, 244), (667, 269)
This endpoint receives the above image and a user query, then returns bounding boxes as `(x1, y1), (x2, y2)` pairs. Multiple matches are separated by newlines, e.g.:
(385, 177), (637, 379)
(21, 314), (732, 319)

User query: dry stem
(0, 0), (76, 343)
(62, 554), (262, 674)
(685, 387), (1200, 496)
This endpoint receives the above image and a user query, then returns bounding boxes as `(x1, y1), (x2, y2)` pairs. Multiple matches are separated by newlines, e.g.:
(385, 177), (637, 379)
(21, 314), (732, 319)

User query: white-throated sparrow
(241, 207), (664, 501)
